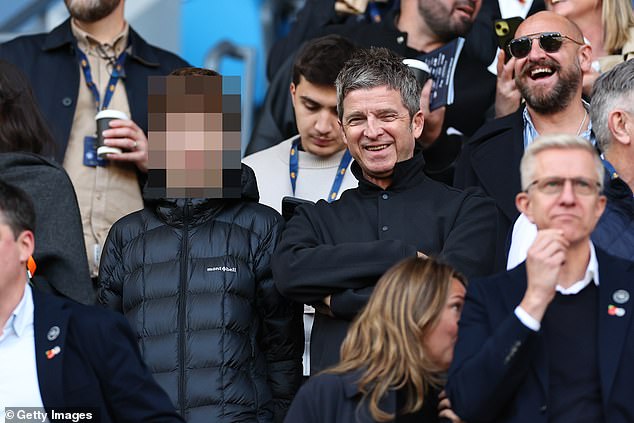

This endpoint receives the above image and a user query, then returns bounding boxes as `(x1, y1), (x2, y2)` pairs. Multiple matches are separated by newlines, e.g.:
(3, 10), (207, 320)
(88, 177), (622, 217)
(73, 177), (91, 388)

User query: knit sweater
(242, 135), (358, 212)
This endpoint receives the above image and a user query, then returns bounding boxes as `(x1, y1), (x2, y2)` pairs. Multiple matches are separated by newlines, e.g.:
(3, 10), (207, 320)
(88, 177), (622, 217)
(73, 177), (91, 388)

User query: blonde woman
(285, 257), (466, 423)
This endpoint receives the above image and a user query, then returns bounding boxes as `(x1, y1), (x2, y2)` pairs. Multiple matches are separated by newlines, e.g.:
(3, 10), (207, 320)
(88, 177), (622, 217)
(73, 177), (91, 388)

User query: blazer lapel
(32, 288), (71, 408)
(470, 111), (524, 223)
(597, 252), (634, 403)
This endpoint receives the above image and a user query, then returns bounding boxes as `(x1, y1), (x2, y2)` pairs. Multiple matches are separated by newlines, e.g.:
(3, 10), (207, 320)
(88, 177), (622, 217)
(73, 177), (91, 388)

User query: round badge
(613, 289), (630, 304)
(47, 326), (60, 341)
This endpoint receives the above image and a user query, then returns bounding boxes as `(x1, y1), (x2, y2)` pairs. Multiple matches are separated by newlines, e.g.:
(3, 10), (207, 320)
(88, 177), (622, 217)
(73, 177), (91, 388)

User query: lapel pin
(613, 290), (630, 304)
(47, 326), (60, 341)
(608, 304), (626, 317)
(45, 346), (61, 360)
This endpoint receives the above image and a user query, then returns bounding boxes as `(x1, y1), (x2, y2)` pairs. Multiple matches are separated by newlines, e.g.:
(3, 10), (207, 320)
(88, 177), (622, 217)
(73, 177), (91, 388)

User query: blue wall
(181, 0), (268, 106)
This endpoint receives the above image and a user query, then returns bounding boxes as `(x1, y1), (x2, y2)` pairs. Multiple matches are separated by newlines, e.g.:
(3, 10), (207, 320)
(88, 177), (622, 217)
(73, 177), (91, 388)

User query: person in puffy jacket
(98, 68), (303, 423)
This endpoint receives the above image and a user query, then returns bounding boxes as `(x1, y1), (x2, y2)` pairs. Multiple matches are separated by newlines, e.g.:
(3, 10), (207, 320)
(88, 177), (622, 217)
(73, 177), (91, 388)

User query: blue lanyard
(77, 48), (127, 111)
(601, 157), (619, 180)
(289, 138), (353, 202)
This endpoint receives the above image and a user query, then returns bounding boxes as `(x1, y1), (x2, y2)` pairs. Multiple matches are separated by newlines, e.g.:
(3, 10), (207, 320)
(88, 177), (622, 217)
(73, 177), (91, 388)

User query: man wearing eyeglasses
(447, 133), (634, 423)
(454, 11), (593, 269)
(507, 59), (634, 267)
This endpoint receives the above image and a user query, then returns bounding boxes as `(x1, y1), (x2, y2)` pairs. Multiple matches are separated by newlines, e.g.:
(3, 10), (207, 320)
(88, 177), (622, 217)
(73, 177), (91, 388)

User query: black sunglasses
(508, 32), (584, 59)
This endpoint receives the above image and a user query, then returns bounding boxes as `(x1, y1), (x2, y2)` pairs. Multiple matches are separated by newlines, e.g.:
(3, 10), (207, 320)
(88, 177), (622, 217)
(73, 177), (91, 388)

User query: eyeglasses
(526, 177), (601, 196)
(508, 32), (584, 59)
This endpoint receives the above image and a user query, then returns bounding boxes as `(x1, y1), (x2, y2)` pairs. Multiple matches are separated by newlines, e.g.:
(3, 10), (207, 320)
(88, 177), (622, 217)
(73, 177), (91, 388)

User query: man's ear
(411, 110), (424, 139)
(17, 230), (35, 264)
(515, 192), (535, 223)
(290, 82), (297, 108)
(578, 43), (593, 73)
(607, 109), (632, 147)
(339, 120), (349, 146)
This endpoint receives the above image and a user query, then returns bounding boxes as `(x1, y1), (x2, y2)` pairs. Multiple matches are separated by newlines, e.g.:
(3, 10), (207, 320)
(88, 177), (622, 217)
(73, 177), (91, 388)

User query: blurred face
(516, 148), (606, 245)
(340, 85), (423, 189)
(512, 13), (590, 113)
(64, 0), (122, 22)
(546, 0), (601, 20)
(423, 278), (466, 371)
(417, 0), (482, 40)
(290, 77), (346, 158)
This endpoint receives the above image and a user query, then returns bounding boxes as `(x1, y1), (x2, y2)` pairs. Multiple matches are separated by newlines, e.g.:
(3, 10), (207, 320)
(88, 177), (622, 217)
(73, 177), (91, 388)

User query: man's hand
(418, 79), (446, 146)
(314, 295), (334, 317)
(438, 390), (465, 423)
(417, 251), (428, 259)
(520, 229), (569, 322)
(102, 119), (149, 173)
(494, 49), (521, 118)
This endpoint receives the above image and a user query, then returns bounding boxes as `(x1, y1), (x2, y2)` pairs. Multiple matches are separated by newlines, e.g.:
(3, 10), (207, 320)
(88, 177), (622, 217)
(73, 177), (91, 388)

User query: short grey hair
(520, 134), (604, 192)
(590, 60), (634, 153)
(335, 47), (421, 122)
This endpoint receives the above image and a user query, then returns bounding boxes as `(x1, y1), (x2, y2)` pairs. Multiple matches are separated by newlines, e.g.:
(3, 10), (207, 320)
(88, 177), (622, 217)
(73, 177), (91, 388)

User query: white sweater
(242, 135), (358, 213)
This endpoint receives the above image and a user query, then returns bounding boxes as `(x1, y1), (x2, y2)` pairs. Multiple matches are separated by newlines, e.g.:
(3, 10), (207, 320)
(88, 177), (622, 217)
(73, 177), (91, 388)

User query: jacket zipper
(178, 201), (190, 418)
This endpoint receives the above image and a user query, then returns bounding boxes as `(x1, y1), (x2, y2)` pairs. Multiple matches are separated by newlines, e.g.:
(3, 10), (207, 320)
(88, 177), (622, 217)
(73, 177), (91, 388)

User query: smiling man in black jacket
(272, 47), (498, 375)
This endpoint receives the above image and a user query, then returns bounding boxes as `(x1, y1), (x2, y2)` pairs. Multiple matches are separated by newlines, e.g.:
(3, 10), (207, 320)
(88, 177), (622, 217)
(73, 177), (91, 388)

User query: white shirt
(242, 135), (358, 213)
(0, 284), (45, 422)
(514, 242), (600, 331)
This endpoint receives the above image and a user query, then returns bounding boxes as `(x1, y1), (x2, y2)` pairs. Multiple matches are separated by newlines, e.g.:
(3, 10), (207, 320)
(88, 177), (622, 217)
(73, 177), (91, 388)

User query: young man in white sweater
(243, 35), (358, 213)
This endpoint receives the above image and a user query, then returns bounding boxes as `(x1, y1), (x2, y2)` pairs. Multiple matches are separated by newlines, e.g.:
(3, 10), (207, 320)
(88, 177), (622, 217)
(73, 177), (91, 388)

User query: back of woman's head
(0, 60), (55, 154)
(331, 257), (466, 422)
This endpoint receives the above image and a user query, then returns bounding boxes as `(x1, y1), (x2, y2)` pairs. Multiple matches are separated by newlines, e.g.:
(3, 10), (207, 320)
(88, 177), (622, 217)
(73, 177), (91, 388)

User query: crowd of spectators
(0, 0), (633, 422)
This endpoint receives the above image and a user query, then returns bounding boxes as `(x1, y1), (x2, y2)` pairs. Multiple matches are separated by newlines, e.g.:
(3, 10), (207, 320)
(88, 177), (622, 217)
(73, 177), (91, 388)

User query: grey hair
(590, 60), (634, 153)
(335, 47), (421, 122)
(520, 134), (604, 192)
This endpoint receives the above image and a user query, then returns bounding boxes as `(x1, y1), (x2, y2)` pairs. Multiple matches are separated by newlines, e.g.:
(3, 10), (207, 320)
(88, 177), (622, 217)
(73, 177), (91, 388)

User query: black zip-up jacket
(273, 152), (498, 373)
(98, 165), (303, 422)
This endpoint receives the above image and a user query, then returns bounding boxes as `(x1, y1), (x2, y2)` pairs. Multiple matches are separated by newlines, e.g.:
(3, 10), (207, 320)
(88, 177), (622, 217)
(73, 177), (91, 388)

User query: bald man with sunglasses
(454, 11), (593, 269)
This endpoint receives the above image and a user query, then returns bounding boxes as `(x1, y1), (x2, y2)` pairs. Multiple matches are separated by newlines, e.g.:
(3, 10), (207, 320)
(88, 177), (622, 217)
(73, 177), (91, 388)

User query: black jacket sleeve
(255, 218), (304, 422)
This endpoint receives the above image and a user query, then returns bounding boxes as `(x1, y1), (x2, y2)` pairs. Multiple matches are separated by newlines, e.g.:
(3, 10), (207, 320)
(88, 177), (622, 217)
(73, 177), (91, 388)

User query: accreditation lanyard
(77, 48), (127, 111)
(289, 137), (353, 202)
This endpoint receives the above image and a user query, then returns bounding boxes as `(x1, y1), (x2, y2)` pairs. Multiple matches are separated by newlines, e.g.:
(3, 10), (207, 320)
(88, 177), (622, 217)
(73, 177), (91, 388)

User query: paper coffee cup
(95, 109), (129, 158)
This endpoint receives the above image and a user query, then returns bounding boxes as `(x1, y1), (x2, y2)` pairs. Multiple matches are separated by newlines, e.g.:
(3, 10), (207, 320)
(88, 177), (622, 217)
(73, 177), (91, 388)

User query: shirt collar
(523, 101), (595, 148)
(71, 18), (129, 57)
(556, 241), (599, 295)
(2, 283), (34, 339)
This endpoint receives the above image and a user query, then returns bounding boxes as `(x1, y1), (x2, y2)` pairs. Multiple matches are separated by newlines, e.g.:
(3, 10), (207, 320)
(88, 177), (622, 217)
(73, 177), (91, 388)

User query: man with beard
(0, 0), (188, 284)
(250, 0), (496, 185)
(454, 11), (592, 269)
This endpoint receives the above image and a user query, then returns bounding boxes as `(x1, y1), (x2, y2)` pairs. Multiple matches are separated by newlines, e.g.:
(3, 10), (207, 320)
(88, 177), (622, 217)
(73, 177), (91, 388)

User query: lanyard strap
(77, 48), (127, 111)
(289, 138), (353, 202)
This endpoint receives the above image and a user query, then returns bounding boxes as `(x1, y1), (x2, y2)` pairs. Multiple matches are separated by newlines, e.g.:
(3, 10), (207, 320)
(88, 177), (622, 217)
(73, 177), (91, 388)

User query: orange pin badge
(46, 346), (61, 359)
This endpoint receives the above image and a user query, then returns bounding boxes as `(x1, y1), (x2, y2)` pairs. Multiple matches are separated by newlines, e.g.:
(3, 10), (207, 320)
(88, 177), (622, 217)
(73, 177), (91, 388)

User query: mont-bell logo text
(207, 266), (237, 273)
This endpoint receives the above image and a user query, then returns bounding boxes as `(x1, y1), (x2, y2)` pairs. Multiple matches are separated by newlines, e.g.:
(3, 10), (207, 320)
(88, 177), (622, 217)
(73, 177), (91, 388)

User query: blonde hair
(327, 257), (466, 422)
(602, 0), (634, 54)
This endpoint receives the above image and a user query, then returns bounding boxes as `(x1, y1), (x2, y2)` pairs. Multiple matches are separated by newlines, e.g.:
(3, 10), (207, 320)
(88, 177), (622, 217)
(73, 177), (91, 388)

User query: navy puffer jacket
(98, 165), (303, 422)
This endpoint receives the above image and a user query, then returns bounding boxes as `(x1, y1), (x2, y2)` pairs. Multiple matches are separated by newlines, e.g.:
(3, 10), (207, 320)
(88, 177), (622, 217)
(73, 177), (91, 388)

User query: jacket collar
(352, 149), (427, 195)
(32, 287), (71, 409)
(509, 250), (634, 404)
(41, 18), (161, 68)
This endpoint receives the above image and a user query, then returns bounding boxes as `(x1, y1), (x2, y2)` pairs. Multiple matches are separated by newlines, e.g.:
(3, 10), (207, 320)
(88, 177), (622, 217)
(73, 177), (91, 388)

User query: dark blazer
(284, 371), (440, 423)
(446, 248), (634, 423)
(32, 286), (183, 422)
(0, 19), (189, 163)
(454, 108), (525, 267)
